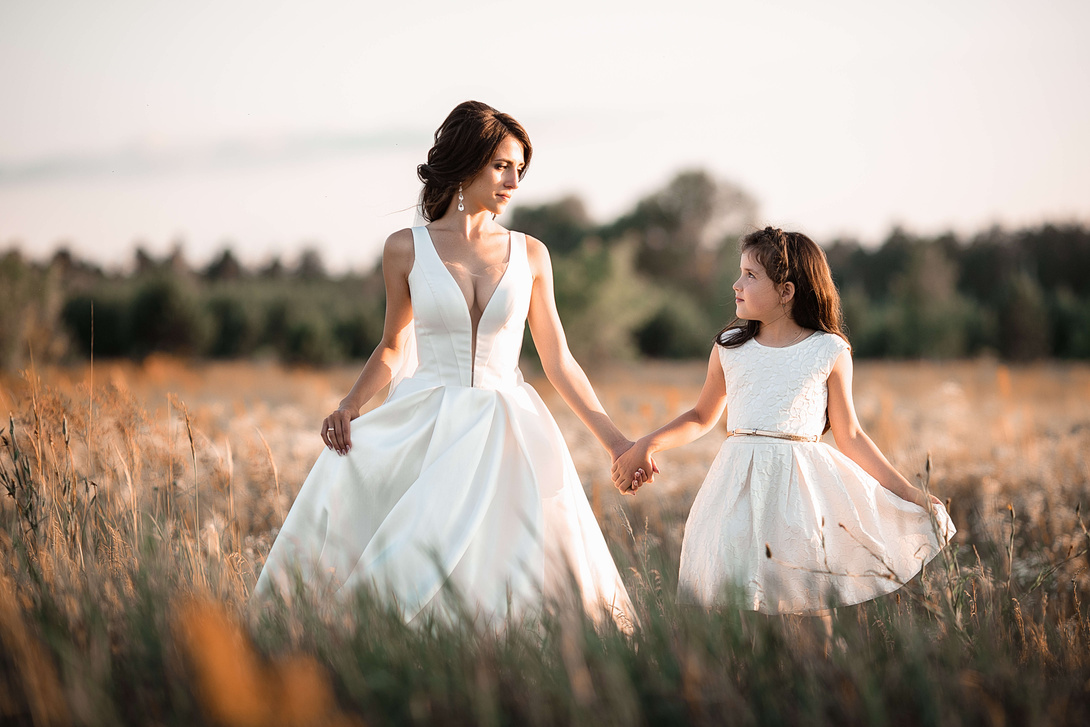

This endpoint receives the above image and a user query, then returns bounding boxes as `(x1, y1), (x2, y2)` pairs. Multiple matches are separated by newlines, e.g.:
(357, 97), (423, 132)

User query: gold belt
(727, 428), (819, 443)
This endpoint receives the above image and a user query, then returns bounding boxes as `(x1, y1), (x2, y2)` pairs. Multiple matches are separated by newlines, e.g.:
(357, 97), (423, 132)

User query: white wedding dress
(678, 331), (955, 613)
(254, 227), (634, 627)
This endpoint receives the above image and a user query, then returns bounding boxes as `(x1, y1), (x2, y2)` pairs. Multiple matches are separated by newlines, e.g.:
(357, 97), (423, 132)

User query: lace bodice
(718, 331), (850, 439)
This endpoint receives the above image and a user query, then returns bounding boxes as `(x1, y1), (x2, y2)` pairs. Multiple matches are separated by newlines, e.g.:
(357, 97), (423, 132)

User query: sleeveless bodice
(406, 226), (530, 391)
(718, 331), (850, 438)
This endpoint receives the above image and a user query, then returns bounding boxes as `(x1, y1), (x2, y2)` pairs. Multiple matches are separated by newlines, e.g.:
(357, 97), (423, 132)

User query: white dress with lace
(678, 331), (955, 613)
(253, 227), (634, 627)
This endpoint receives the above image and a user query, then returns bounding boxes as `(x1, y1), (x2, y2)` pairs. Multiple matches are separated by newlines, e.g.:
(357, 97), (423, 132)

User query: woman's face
(461, 135), (525, 216)
(733, 251), (786, 323)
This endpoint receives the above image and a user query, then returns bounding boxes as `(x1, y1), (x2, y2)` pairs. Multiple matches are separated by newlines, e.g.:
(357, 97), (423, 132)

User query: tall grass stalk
(1, 360), (1089, 724)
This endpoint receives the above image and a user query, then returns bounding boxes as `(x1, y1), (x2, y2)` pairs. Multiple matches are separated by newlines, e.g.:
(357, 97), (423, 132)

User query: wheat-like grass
(0, 356), (1088, 724)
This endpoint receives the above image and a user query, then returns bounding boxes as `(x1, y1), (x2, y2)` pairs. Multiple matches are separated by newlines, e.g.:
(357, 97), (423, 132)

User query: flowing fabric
(678, 331), (955, 613)
(254, 227), (633, 627)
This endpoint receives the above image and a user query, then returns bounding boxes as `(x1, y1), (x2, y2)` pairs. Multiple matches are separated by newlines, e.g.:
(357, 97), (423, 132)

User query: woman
(254, 101), (637, 627)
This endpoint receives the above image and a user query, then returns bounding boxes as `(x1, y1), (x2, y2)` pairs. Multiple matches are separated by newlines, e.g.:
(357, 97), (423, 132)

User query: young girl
(613, 227), (955, 614)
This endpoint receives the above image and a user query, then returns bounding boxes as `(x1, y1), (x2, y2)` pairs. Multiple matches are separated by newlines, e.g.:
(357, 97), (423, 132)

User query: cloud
(0, 129), (425, 185)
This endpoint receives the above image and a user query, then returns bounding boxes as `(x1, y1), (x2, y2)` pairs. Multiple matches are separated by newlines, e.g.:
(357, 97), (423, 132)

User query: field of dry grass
(2, 356), (1089, 725)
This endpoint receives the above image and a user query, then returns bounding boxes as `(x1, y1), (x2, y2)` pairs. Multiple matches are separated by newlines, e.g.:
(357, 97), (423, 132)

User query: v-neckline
(422, 227), (514, 377)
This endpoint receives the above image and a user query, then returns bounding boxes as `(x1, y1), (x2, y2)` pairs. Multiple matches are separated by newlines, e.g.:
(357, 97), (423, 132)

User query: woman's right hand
(322, 406), (359, 455)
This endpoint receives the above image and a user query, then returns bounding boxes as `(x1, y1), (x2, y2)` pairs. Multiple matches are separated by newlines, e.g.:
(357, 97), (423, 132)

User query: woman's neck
(431, 209), (500, 242)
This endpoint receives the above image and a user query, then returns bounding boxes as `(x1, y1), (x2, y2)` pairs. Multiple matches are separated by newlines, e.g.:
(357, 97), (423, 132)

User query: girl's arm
(525, 236), (633, 463)
(323, 230), (415, 455)
(826, 350), (940, 507)
(611, 345), (728, 492)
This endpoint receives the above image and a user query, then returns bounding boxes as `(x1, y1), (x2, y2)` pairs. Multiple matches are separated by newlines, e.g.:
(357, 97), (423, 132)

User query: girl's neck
(755, 312), (810, 348)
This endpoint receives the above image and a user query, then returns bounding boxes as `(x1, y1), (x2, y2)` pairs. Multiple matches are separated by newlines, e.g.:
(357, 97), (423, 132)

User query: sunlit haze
(2, 0), (1088, 271)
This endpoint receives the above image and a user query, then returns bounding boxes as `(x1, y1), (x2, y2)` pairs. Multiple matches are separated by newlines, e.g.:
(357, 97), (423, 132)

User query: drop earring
(457, 184), (465, 212)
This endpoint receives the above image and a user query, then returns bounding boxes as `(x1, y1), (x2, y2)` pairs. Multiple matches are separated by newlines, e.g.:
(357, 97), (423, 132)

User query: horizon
(5, 196), (1086, 277)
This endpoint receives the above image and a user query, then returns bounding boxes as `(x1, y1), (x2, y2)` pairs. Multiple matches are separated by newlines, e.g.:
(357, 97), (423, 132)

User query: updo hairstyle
(417, 101), (533, 222)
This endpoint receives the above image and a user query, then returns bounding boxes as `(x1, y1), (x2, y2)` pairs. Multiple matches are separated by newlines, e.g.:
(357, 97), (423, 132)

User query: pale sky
(2, 0), (1088, 271)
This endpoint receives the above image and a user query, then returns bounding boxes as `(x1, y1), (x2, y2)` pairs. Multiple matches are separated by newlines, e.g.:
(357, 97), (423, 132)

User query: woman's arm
(610, 345), (728, 491)
(826, 350), (940, 507)
(525, 236), (633, 462)
(323, 230), (415, 455)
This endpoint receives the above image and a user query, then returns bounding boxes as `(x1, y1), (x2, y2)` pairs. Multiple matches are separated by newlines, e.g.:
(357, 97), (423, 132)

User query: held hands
(611, 439), (658, 495)
(322, 405), (360, 456)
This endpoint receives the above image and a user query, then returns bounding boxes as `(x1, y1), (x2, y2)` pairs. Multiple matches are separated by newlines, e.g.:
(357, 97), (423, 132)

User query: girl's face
(733, 251), (786, 323)
(461, 135), (525, 217)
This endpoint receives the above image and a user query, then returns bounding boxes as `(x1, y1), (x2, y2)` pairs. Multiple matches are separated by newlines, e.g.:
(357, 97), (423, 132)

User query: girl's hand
(609, 440), (645, 494)
(611, 440), (658, 495)
(322, 406), (359, 456)
(907, 488), (943, 509)
(608, 439), (636, 466)
(628, 456), (660, 495)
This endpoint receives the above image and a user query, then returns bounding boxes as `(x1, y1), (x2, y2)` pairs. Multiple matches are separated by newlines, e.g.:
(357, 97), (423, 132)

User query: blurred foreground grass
(1, 357), (1089, 725)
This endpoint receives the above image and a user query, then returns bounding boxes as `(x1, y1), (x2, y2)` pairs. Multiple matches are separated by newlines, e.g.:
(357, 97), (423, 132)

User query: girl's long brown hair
(417, 101), (533, 222)
(717, 226), (849, 348)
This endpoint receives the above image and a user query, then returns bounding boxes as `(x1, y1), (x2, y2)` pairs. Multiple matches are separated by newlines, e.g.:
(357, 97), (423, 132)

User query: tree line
(1, 169), (1088, 370)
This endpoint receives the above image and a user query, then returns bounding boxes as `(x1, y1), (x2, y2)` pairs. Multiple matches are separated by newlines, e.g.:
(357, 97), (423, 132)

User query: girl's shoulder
(807, 331), (851, 377)
(810, 329), (851, 353)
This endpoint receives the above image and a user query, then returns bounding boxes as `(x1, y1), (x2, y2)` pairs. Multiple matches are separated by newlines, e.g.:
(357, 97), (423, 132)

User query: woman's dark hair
(417, 101), (533, 222)
(717, 226), (849, 349)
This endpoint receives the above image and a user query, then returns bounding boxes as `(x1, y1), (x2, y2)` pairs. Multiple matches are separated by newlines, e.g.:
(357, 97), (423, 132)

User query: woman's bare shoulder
(523, 234), (551, 272)
(383, 228), (416, 271)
